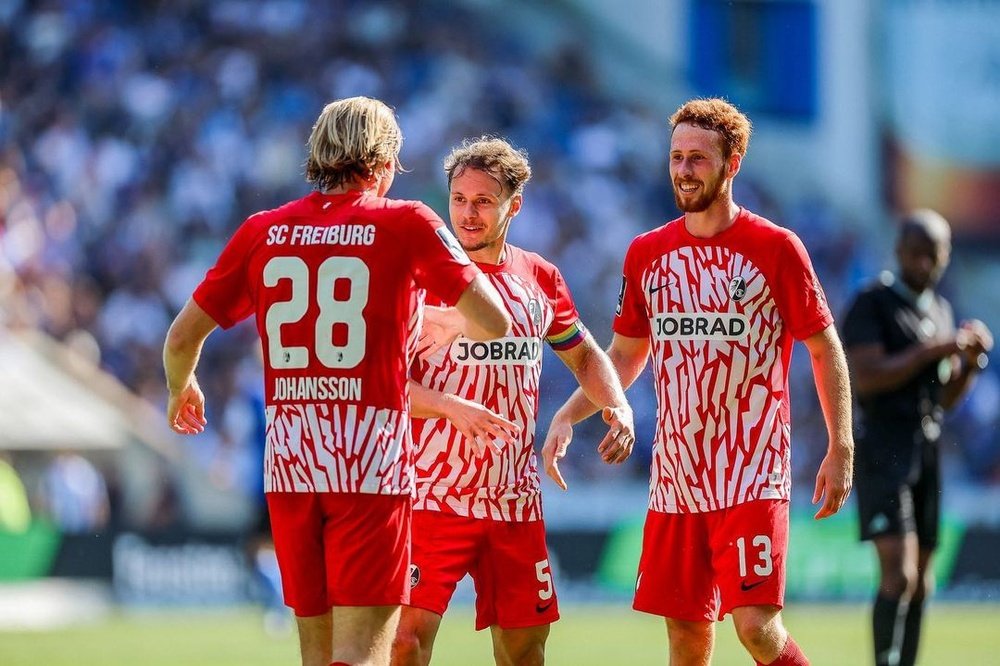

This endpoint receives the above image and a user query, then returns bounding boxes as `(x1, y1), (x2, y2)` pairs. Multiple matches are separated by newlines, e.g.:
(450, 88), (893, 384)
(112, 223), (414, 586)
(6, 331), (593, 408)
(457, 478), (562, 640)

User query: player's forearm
(408, 380), (454, 419)
(555, 341), (645, 426)
(163, 325), (205, 394)
(570, 342), (630, 415)
(850, 340), (953, 397)
(454, 275), (512, 340)
(552, 387), (603, 427)
(163, 300), (217, 394)
(808, 331), (855, 457)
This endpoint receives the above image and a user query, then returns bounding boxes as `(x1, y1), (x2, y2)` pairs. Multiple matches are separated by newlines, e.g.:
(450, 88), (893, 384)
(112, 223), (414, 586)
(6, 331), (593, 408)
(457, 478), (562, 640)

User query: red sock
(756, 636), (808, 666)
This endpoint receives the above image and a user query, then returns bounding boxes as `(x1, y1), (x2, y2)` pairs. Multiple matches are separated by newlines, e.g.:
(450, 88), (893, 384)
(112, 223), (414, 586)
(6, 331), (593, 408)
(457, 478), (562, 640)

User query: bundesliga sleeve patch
(616, 275), (626, 316)
(546, 321), (587, 351)
(435, 226), (471, 265)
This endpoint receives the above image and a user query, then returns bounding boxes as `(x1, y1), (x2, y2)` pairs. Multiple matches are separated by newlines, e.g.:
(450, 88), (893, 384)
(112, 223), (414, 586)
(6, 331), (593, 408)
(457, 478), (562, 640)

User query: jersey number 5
(263, 256), (370, 369)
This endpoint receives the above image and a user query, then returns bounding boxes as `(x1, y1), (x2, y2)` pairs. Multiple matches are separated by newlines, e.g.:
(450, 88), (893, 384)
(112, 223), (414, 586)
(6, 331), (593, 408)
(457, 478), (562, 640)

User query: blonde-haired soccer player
(164, 97), (511, 666)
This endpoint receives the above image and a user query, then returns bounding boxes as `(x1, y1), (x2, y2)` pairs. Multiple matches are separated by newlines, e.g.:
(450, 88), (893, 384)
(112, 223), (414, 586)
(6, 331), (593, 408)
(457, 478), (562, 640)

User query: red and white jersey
(193, 190), (480, 495)
(411, 245), (586, 522)
(614, 209), (832, 513)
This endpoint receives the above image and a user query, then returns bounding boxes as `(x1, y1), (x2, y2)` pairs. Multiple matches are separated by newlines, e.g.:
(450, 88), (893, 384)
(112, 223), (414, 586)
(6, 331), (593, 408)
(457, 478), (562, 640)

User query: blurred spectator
(36, 452), (109, 534)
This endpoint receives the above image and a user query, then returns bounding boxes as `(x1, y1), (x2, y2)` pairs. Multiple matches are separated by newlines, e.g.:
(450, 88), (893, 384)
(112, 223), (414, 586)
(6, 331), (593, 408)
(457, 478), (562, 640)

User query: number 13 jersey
(614, 209), (833, 513)
(193, 190), (481, 495)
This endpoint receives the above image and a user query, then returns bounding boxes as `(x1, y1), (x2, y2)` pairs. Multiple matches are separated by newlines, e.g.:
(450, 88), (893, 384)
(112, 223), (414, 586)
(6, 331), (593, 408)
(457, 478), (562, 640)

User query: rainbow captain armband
(546, 321), (587, 351)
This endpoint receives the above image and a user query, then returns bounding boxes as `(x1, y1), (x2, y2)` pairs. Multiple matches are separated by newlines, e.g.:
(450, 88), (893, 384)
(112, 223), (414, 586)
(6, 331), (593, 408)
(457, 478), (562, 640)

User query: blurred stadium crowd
(1, 0), (997, 534)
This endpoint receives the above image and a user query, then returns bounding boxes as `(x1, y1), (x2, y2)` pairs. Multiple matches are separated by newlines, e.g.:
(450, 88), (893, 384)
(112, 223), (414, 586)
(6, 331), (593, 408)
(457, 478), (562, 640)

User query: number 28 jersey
(193, 190), (481, 495)
(614, 209), (832, 514)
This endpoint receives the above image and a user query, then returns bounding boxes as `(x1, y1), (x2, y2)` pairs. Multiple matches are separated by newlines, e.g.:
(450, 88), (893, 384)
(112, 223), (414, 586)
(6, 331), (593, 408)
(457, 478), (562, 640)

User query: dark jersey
(841, 272), (956, 477)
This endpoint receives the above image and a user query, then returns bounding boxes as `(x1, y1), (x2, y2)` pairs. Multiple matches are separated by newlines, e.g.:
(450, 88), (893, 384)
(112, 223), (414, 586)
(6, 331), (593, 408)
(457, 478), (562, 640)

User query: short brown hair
(443, 136), (532, 197)
(669, 98), (752, 159)
(305, 97), (402, 191)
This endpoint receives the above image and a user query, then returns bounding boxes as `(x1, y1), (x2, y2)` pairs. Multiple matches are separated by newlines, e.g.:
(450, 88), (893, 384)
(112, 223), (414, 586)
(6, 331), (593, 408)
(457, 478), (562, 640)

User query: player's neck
(325, 183), (372, 195)
(683, 200), (741, 238)
(467, 241), (507, 265)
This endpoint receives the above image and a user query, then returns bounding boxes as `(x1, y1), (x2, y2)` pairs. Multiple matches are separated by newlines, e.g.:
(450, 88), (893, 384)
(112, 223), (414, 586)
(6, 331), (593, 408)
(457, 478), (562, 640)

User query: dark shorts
(855, 441), (940, 548)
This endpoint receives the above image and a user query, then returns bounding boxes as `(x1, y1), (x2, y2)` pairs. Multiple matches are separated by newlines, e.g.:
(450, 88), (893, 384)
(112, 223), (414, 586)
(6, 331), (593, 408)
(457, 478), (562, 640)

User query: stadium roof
(0, 329), (176, 456)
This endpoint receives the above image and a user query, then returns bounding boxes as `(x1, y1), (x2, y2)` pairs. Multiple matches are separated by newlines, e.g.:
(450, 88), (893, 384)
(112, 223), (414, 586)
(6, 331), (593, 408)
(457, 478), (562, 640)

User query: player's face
(669, 123), (732, 213)
(897, 228), (950, 292)
(449, 167), (521, 258)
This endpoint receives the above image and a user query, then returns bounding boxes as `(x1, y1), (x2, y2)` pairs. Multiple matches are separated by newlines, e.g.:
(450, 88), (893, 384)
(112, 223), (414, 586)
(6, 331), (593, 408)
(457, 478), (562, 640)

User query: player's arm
(163, 299), (218, 435)
(847, 337), (962, 398)
(408, 380), (520, 457)
(940, 319), (993, 410)
(802, 324), (855, 519)
(542, 333), (649, 490)
(450, 274), (511, 341)
(554, 334), (634, 464)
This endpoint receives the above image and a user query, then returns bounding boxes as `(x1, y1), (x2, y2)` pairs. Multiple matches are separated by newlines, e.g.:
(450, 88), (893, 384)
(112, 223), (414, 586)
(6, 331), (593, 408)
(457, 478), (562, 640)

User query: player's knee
(391, 625), (431, 666)
(881, 566), (918, 599)
(732, 608), (783, 655)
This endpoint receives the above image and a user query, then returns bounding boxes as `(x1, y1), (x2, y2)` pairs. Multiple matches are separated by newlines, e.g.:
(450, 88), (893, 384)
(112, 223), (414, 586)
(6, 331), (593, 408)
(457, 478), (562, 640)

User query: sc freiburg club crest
(728, 276), (747, 301)
(409, 564), (420, 589)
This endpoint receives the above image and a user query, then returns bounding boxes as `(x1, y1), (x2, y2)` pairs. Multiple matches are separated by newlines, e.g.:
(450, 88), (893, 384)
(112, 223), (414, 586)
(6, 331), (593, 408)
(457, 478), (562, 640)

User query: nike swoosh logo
(740, 579), (767, 592)
(649, 281), (676, 294)
(536, 599), (556, 613)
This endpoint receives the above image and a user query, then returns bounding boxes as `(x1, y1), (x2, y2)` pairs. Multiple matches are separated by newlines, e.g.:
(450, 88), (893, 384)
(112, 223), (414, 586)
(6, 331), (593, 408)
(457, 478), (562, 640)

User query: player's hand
(812, 442), (853, 519)
(596, 406), (635, 465)
(417, 306), (463, 360)
(167, 380), (207, 435)
(440, 394), (519, 457)
(959, 319), (993, 356)
(541, 415), (573, 490)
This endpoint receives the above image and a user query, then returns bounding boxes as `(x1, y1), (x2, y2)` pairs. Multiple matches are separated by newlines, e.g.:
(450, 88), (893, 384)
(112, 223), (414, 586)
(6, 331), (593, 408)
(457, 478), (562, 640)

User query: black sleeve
(841, 290), (884, 349)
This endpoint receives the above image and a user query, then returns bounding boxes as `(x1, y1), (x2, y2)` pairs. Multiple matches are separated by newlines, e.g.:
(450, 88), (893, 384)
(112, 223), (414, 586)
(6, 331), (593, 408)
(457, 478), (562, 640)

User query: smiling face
(669, 123), (736, 213)
(448, 166), (521, 263)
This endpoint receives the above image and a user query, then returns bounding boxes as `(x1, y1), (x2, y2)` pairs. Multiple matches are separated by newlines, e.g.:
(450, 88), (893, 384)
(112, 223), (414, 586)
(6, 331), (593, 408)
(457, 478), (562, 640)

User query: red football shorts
(633, 499), (789, 621)
(406, 510), (559, 630)
(266, 492), (411, 617)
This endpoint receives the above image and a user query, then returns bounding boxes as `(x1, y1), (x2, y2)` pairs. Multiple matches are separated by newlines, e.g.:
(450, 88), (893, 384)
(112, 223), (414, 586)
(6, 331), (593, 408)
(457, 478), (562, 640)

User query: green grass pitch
(1, 603), (997, 664)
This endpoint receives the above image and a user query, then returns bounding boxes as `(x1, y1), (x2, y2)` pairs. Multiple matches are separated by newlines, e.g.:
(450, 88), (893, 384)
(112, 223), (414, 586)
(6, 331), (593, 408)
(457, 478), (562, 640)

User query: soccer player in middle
(391, 137), (635, 666)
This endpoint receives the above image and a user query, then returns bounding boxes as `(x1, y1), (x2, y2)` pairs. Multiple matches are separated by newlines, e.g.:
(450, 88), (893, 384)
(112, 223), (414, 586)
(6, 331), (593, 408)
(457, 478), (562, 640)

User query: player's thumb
(602, 406), (616, 424)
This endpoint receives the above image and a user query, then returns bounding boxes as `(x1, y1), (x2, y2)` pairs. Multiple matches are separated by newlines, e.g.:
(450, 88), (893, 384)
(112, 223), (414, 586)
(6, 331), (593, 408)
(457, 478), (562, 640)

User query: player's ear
(507, 193), (523, 219)
(727, 152), (742, 179)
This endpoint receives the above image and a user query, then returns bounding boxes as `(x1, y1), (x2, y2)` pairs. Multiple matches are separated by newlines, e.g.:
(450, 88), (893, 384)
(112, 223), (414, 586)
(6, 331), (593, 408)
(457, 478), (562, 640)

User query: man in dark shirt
(842, 209), (992, 666)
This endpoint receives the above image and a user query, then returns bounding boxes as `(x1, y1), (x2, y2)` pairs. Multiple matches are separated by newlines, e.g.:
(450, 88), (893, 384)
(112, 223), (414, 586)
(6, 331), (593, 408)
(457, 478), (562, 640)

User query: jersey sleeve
(841, 290), (884, 348)
(407, 203), (481, 306)
(543, 265), (587, 352)
(612, 241), (651, 339)
(771, 233), (834, 340)
(192, 219), (256, 329)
